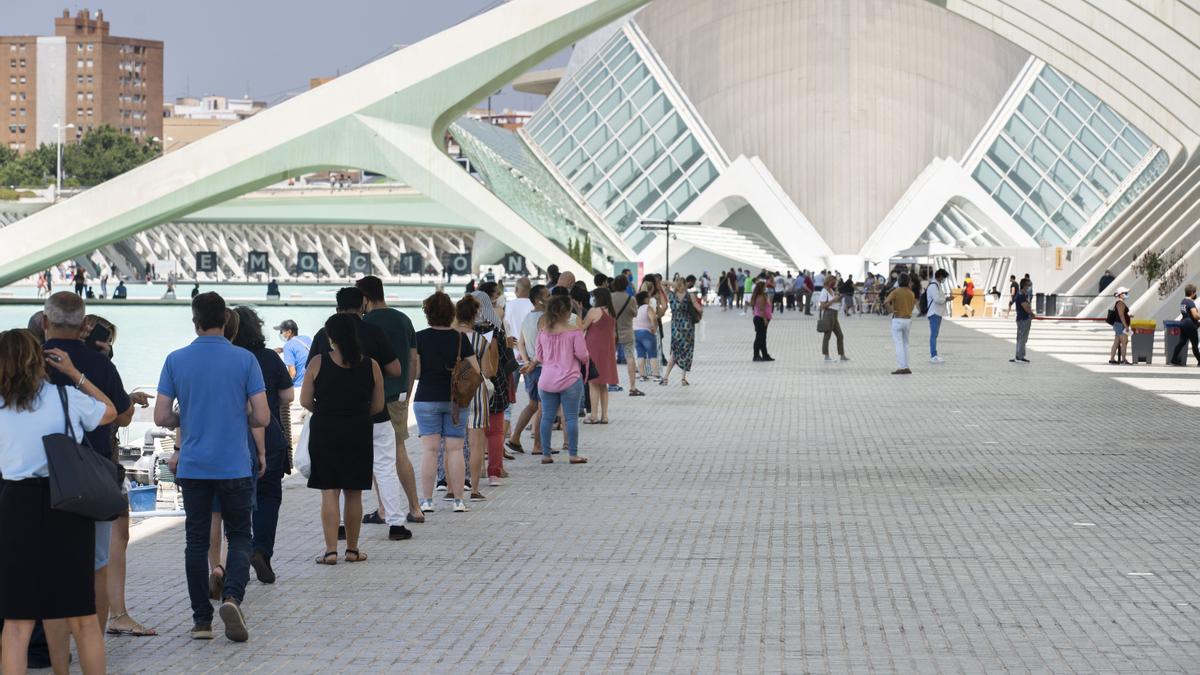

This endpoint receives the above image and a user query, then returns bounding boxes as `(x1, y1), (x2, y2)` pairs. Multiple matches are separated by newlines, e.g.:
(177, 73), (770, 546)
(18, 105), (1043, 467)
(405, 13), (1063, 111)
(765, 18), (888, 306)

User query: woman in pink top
(531, 295), (589, 464)
(751, 280), (774, 362)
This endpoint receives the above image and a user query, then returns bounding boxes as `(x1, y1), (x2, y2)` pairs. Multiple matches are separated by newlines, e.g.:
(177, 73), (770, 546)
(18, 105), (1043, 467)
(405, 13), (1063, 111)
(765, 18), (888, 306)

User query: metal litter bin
(1035, 292), (1045, 314)
(1163, 320), (1186, 364)
(1130, 319), (1157, 364)
(1045, 294), (1058, 316)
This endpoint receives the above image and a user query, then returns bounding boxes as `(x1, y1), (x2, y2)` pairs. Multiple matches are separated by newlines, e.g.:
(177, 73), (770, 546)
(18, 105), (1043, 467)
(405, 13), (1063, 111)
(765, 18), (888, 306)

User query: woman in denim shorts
(413, 292), (479, 514)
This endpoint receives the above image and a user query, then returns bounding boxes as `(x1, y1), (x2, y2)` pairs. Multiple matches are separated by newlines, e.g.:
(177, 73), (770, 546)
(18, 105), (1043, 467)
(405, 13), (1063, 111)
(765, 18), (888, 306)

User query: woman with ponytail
(301, 313), (384, 565)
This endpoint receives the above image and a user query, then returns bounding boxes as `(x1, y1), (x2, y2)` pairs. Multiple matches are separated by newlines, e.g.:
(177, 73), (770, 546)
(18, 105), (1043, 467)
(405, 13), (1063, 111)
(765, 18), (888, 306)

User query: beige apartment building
(0, 9), (163, 153)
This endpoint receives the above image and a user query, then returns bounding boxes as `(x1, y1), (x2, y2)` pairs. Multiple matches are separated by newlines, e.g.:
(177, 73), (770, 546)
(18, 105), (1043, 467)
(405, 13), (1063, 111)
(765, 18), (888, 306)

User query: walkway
(109, 310), (1200, 673)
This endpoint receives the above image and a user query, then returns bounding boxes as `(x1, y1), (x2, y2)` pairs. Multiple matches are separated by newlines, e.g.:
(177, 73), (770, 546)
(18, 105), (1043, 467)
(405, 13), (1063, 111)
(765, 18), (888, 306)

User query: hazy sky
(4, 1), (566, 110)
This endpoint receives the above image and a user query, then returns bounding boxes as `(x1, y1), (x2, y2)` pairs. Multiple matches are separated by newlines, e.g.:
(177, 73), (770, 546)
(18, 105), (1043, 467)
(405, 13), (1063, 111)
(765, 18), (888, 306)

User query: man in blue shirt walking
(275, 319), (311, 388)
(155, 292), (269, 643)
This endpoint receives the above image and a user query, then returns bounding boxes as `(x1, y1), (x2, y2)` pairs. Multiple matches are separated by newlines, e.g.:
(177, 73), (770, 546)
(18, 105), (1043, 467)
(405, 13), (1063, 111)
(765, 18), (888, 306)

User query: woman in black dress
(300, 314), (383, 565)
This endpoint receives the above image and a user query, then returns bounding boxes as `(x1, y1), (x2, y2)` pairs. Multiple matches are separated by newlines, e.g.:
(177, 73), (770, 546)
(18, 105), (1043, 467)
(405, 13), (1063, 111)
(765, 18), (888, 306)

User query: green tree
(0, 144), (54, 188)
(62, 125), (158, 186)
(581, 236), (592, 268)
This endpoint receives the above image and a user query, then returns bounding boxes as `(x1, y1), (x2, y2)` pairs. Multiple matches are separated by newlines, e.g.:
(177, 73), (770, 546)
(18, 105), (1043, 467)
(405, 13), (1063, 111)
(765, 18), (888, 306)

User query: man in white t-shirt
(927, 269), (949, 363)
(504, 277), (534, 339)
(816, 276), (848, 363)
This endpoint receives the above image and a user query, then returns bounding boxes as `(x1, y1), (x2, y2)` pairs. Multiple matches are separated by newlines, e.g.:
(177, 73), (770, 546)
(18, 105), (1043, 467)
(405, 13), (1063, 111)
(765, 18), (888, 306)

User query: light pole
(52, 122), (75, 201)
(640, 219), (700, 282)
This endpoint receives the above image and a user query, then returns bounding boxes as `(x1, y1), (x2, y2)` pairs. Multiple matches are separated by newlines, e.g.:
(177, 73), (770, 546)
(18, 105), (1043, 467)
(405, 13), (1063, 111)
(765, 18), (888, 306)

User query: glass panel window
(1073, 84), (1100, 109)
(629, 77), (659, 109)
(1013, 203), (1043, 235)
(628, 177), (660, 214)
(1087, 165), (1116, 197)
(994, 180), (1023, 214)
(1017, 97), (1048, 128)
(1004, 115), (1035, 151)
(1100, 149), (1128, 178)
(1038, 224), (1066, 245)
(549, 134), (577, 164)
(590, 76), (616, 104)
(619, 116), (649, 149)
(582, 124), (611, 155)
(1122, 126), (1150, 156)
(607, 199), (633, 228)
(1070, 181), (1101, 213)
(561, 148), (587, 179)
(610, 156), (639, 193)
(595, 88), (621, 118)
(673, 136), (703, 173)
(1088, 112), (1116, 144)
(1063, 89), (1093, 118)
(594, 140), (624, 174)
(1077, 126), (1105, 159)
(611, 48), (638, 81)
(608, 100), (634, 132)
(1112, 137), (1141, 167)
(1053, 104), (1082, 135)
(1030, 80), (1058, 111)
(650, 155), (683, 193)
(1064, 142), (1093, 175)
(1052, 203), (1084, 235)
(564, 101), (591, 129)
(987, 136), (1018, 173)
(1010, 158), (1040, 195)
(972, 160), (1002, 193)
(1096, 103), (1123, 134)
(642, 94), (669, 127)
(587, 179), (618, 212)
(632, 134), (663, 170)
(1027, 136), (1057, 172)
(657, 113), (686, 148)
(1042, 117), (1071, 151)
(1029, 180), (1063, 214)
(666, 179), (698, 212)
(1041, 67), (1070, 95)
(574, 163), (603, 195)
(622, 64), (650, 92)
(690, 159), (719, 192)
(1049, 160), (1079, 194)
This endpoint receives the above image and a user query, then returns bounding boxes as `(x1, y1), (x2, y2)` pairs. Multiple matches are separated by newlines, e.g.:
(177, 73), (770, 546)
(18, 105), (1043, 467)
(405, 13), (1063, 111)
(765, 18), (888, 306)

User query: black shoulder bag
(44, 385), (126, 521)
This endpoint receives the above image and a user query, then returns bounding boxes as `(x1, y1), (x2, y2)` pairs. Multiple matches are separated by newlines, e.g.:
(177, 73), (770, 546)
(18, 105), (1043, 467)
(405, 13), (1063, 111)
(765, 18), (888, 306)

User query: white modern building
(0, 0), (1195, 320)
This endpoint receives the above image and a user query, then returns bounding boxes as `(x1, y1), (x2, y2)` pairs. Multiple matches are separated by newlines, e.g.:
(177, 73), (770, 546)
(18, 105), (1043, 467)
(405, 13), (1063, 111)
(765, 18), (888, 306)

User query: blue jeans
(634, 329), (657, 358)
(179, 477), (253, 625)
(252, 447), (287, 559)
(928, 314), (942, 357)
(539, 378), (584, 457)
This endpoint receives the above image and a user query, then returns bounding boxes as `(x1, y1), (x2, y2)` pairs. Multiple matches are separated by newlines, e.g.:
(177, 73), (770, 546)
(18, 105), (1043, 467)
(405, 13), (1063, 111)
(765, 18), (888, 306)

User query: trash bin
(1164, 320), (1186, 364)
(1130, 319), (1157, 364)
(128, 484), (158, 513)
(1035, 292), (1045, 314)
(1045, 294), (1058, 316)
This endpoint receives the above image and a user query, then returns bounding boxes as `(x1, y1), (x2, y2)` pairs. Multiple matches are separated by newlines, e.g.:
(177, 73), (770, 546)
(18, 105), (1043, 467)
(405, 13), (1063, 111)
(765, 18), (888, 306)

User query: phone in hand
(85, 323), (111, 350)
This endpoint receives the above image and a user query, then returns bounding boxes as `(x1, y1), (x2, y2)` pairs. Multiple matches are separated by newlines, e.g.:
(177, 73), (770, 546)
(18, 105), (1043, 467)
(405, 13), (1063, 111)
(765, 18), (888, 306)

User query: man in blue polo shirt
(275, 319), (311, 388)
(155, 292), (269, 644)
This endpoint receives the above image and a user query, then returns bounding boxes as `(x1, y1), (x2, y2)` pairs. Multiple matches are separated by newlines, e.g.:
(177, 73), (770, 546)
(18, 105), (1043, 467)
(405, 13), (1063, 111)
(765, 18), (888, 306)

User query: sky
(3, 1), (568, 111)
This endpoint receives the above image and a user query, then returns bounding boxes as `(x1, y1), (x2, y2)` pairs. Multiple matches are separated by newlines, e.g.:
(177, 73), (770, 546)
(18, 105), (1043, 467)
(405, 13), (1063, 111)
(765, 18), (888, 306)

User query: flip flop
(315, 551), (338, 565)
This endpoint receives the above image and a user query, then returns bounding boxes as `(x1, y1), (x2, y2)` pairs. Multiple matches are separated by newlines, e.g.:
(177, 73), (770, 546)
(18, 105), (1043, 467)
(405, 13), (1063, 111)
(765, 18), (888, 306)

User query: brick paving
(107, 310), (1200, 673)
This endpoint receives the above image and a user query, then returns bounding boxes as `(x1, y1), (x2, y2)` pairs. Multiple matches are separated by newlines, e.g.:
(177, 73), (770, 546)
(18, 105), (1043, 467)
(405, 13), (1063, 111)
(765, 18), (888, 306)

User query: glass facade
(450, 117), (621, 269)
(525, 29), (717, 238)
(918, 203), (1003, 248)
(971, 64), (1163, 245)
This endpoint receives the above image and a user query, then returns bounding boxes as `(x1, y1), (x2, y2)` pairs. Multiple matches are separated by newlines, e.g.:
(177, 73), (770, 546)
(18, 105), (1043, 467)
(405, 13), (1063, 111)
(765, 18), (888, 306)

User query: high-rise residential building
(0, 9), (163, 153)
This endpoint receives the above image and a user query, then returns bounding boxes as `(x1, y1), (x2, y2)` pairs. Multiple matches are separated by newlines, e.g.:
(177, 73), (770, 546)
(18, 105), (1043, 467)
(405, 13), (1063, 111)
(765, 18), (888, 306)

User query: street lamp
(640, 219), (700, 282)
(52, 122), (75, 201)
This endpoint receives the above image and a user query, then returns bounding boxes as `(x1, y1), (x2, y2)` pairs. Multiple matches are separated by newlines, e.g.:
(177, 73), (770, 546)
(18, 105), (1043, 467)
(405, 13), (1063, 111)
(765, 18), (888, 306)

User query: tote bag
(44, 385), (126, 521)
(293, 417), (312, 479)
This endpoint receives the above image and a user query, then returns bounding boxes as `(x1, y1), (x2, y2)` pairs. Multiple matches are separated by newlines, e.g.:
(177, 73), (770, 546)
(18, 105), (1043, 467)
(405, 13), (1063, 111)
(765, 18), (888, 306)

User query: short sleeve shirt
(885, 287), (917, 318)
(157, 336), (265, 479)
(281, 336), (311, 387)
(253, 347), (293, 452)
(0, 383), (105, 480)
(1015, 292), (1032, 321)
(44, 338), (131, 458)
(1181, 298), (1197, 325)
(415, 328), (475, 402)
(818, 289), (840, 313)
(363, 308), (417, 401)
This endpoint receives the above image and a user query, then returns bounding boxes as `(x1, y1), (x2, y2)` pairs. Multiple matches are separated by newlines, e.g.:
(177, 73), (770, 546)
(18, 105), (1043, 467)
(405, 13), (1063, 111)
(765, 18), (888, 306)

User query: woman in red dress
(582, 287), (618, 424)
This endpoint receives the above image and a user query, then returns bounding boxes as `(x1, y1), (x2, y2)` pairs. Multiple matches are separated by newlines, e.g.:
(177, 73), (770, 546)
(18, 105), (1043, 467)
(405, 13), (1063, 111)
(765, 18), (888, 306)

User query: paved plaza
(107, 311), (1200, 673)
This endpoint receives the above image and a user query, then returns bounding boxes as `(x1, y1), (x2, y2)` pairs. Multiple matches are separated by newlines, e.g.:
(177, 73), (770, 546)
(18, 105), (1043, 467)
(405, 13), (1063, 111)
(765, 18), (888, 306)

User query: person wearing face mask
(1108, 287), (1133, 365)
(1171, 284), (1200, 366)
(274, 320), (312, 390)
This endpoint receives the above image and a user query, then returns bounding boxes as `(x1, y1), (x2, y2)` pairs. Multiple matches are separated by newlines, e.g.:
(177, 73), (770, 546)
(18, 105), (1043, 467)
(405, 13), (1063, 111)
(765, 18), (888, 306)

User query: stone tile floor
(108, 310), (1200, 673)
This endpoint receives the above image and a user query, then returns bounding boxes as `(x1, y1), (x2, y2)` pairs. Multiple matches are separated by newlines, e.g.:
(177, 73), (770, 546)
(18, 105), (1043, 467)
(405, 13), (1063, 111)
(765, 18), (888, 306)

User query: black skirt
(307, 413), (374, 491)
(0, 478), (96, 619)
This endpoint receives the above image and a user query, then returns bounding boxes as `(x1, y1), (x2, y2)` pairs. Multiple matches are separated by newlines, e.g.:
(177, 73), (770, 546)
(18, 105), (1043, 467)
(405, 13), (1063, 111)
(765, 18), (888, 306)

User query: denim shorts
(94, 521), (112, 571)
(634, 329), (657, 358)
(1113, 322), (1126, 335)
(524, 366), (541, 403)
(413, 400), (466, 438)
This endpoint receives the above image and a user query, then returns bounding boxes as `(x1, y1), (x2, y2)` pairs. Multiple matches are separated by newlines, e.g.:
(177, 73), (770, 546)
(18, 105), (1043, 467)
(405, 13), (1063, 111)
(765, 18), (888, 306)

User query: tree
(62, 125), (158, 186)
(581, 235), (592, 268)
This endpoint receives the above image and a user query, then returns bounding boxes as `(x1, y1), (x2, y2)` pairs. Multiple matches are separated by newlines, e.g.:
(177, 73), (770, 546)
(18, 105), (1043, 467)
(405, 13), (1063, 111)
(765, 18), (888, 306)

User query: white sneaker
(419, 499), (434, 513)
(930, 356), (945, 364)
(488, 477), (502, 487)
(824, 356), (834, 363)
(452, 499), (468, 513)
(434, 482), (447, 493)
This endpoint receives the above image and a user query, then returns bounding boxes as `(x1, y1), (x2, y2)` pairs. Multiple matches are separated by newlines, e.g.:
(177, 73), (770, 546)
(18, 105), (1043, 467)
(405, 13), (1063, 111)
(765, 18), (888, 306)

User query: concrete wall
(34, 37), (65, 147)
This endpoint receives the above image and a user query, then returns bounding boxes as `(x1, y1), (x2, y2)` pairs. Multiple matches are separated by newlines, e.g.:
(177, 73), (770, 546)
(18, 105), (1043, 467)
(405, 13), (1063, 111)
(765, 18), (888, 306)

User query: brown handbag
(450, 332), (483, 419)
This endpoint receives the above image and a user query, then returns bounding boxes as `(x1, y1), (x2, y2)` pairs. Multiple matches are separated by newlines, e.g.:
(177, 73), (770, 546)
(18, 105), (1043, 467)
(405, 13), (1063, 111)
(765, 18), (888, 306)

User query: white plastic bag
(293, 417), (312, 479)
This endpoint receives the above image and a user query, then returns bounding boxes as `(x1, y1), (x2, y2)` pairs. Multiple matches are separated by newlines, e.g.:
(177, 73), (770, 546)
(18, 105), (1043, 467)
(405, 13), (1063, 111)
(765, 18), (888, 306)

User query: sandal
(681, 379), (690, 386)
(582, 418), (601, 425)
(658, 379), (668, 386)
(600, 418), (609, 424)
(470, 492), (487, 500)
(208, 565), (225, 600)
(569, 457), (589, 464)
(106, 612), (158, 637)
(505, 440), (526, 454)
(344, 549), (368, 563)
(541, 457), (554, 464)
(315, 551), (338, 565)
(629, 389), (644, 397)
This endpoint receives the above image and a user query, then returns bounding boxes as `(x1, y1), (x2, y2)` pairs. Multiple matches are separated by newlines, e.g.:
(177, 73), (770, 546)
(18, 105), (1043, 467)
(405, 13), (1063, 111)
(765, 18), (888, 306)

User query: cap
(1115, 287), (1130, 296)
(274, 319), (299, 333)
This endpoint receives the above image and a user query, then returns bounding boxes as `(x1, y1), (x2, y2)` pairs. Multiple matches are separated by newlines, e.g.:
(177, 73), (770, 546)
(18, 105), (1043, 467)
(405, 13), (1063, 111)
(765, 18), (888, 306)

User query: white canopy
(890, 242), (966, 259)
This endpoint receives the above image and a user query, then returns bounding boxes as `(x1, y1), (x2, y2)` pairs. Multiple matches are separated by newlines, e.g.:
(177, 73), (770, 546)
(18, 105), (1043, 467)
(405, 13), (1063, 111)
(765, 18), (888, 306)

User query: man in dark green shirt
(357, 276), (423, 525)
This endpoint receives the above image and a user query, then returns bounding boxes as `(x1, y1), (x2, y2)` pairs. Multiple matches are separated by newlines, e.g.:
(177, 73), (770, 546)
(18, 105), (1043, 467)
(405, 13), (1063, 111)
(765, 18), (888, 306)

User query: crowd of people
(0, 262), (719, 670)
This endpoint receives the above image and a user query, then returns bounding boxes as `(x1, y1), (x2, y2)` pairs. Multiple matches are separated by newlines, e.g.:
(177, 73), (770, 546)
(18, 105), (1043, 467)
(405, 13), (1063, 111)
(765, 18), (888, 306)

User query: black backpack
(918, 287), (930, 316)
